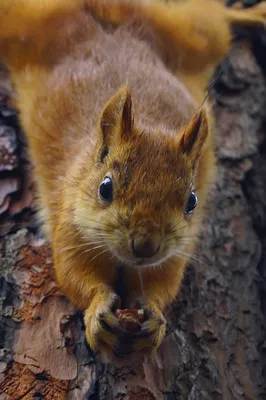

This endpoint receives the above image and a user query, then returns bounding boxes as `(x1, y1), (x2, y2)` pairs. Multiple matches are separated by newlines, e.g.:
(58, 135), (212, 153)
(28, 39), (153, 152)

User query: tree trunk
(1, 17), (266, 400)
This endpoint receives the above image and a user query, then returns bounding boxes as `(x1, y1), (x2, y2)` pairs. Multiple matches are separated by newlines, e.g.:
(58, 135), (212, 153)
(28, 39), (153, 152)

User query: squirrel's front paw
(84, 294), (128, 357)
(84, 296), (167, 359)
(132, 307), (167, 354)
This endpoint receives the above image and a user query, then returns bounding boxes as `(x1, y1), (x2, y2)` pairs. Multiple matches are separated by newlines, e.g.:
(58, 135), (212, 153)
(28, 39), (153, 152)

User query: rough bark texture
(1, 12), (266, 400)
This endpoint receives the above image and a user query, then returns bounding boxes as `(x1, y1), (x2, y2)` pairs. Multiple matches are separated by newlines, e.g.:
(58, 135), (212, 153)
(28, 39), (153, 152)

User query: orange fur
(0, 0), (266, 362)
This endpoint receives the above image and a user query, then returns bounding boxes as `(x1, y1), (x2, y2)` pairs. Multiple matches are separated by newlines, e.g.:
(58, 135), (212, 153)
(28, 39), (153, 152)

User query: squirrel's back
(23, 17), (197, 159)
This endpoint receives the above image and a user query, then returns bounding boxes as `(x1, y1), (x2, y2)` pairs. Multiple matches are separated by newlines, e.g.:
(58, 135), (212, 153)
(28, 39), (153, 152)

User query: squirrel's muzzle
(131, 232), (160, 259)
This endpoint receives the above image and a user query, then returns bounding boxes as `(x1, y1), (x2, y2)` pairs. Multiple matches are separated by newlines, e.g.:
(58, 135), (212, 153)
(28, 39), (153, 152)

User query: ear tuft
(121, 90), (132, 135)
(180, 107), (209, 158)
(99, 85), (133, 150)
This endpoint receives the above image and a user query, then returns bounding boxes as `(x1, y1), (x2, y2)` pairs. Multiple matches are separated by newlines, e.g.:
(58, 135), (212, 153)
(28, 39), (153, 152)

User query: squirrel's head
(73, 86), (209, 267)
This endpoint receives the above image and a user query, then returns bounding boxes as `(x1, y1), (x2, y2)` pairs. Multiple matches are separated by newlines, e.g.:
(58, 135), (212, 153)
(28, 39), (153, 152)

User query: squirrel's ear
(179, 108), (209, 159)
(99, 86), (133, 150)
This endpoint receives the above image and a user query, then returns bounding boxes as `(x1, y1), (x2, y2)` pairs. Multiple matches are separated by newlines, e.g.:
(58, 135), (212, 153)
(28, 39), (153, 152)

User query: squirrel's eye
(99, 176), (113, 202)
(184, 191), (198, 214)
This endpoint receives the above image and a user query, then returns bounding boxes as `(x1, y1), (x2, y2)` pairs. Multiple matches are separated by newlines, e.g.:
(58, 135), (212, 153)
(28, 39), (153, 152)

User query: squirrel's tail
(0, 0), (150, 42)
(0, 0), (83, 40)
(85, 0), (154, 25)
(0, 0), (87, 69)
(0, 0), (154, 70)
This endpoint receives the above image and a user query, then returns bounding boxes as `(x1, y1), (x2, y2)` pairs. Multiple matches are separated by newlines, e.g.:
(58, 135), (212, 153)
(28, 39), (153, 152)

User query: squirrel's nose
(131, 233), (160, 258)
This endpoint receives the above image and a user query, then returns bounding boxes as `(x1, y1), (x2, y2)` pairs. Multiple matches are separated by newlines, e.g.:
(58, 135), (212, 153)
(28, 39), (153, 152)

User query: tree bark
(1, 19), (266, 400)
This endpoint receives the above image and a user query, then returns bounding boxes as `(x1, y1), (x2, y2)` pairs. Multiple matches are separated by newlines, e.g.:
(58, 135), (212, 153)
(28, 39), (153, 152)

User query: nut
(116, 308), (145, 333)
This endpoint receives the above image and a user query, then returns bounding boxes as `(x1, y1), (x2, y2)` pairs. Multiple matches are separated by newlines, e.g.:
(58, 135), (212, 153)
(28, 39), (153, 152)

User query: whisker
(58, 175), (90, 197)
(79, 244), (107, 256)
(105, 208), (122, 227)
(59, 240), (106, 252)
(165, 224), (188, 237)
(174, 249), (208, 266)
(91, 248), (109, 262)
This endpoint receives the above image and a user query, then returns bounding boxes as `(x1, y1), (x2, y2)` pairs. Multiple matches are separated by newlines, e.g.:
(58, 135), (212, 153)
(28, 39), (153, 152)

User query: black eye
(99, 176), (113, 202)
(184, 191), (198, 214)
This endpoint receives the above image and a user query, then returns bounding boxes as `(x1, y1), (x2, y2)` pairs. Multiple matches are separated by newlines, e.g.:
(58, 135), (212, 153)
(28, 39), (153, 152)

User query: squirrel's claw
(85, 296), (167, 358)
(84, 293), (137, 357)
(84, 293), (122, 352)
(103, 308), (167, 357)
(86, 309), (136, 358)
(85, 312), (167, 357)
(131, 308), (167, 353)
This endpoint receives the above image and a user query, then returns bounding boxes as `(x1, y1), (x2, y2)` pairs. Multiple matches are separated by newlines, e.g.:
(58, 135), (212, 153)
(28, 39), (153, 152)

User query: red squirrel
(0, 0), (265, 361)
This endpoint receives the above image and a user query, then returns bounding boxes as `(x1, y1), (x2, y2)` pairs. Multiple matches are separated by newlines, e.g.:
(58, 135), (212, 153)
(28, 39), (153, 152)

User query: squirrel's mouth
(134, 257), (167, 267)
(104, 231), (172, 267)
(108, 245), (171, 268)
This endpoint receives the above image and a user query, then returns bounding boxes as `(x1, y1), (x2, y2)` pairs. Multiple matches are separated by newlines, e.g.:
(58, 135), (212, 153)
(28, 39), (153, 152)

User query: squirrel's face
(74, 86), (209, 267)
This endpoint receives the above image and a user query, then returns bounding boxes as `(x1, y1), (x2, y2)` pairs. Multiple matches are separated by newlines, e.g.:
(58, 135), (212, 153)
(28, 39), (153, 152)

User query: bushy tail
(85, 0), (154, 25)
(0, 0), (89, 69)
(0, 0), (152, 69)
(0, 0), (83, 39)
(0, 0), (154, 42)
(2, 0), (265, 71)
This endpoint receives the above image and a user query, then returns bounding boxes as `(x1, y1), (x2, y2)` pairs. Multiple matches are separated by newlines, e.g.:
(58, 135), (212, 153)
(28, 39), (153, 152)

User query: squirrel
(0, 0), (265, 362)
